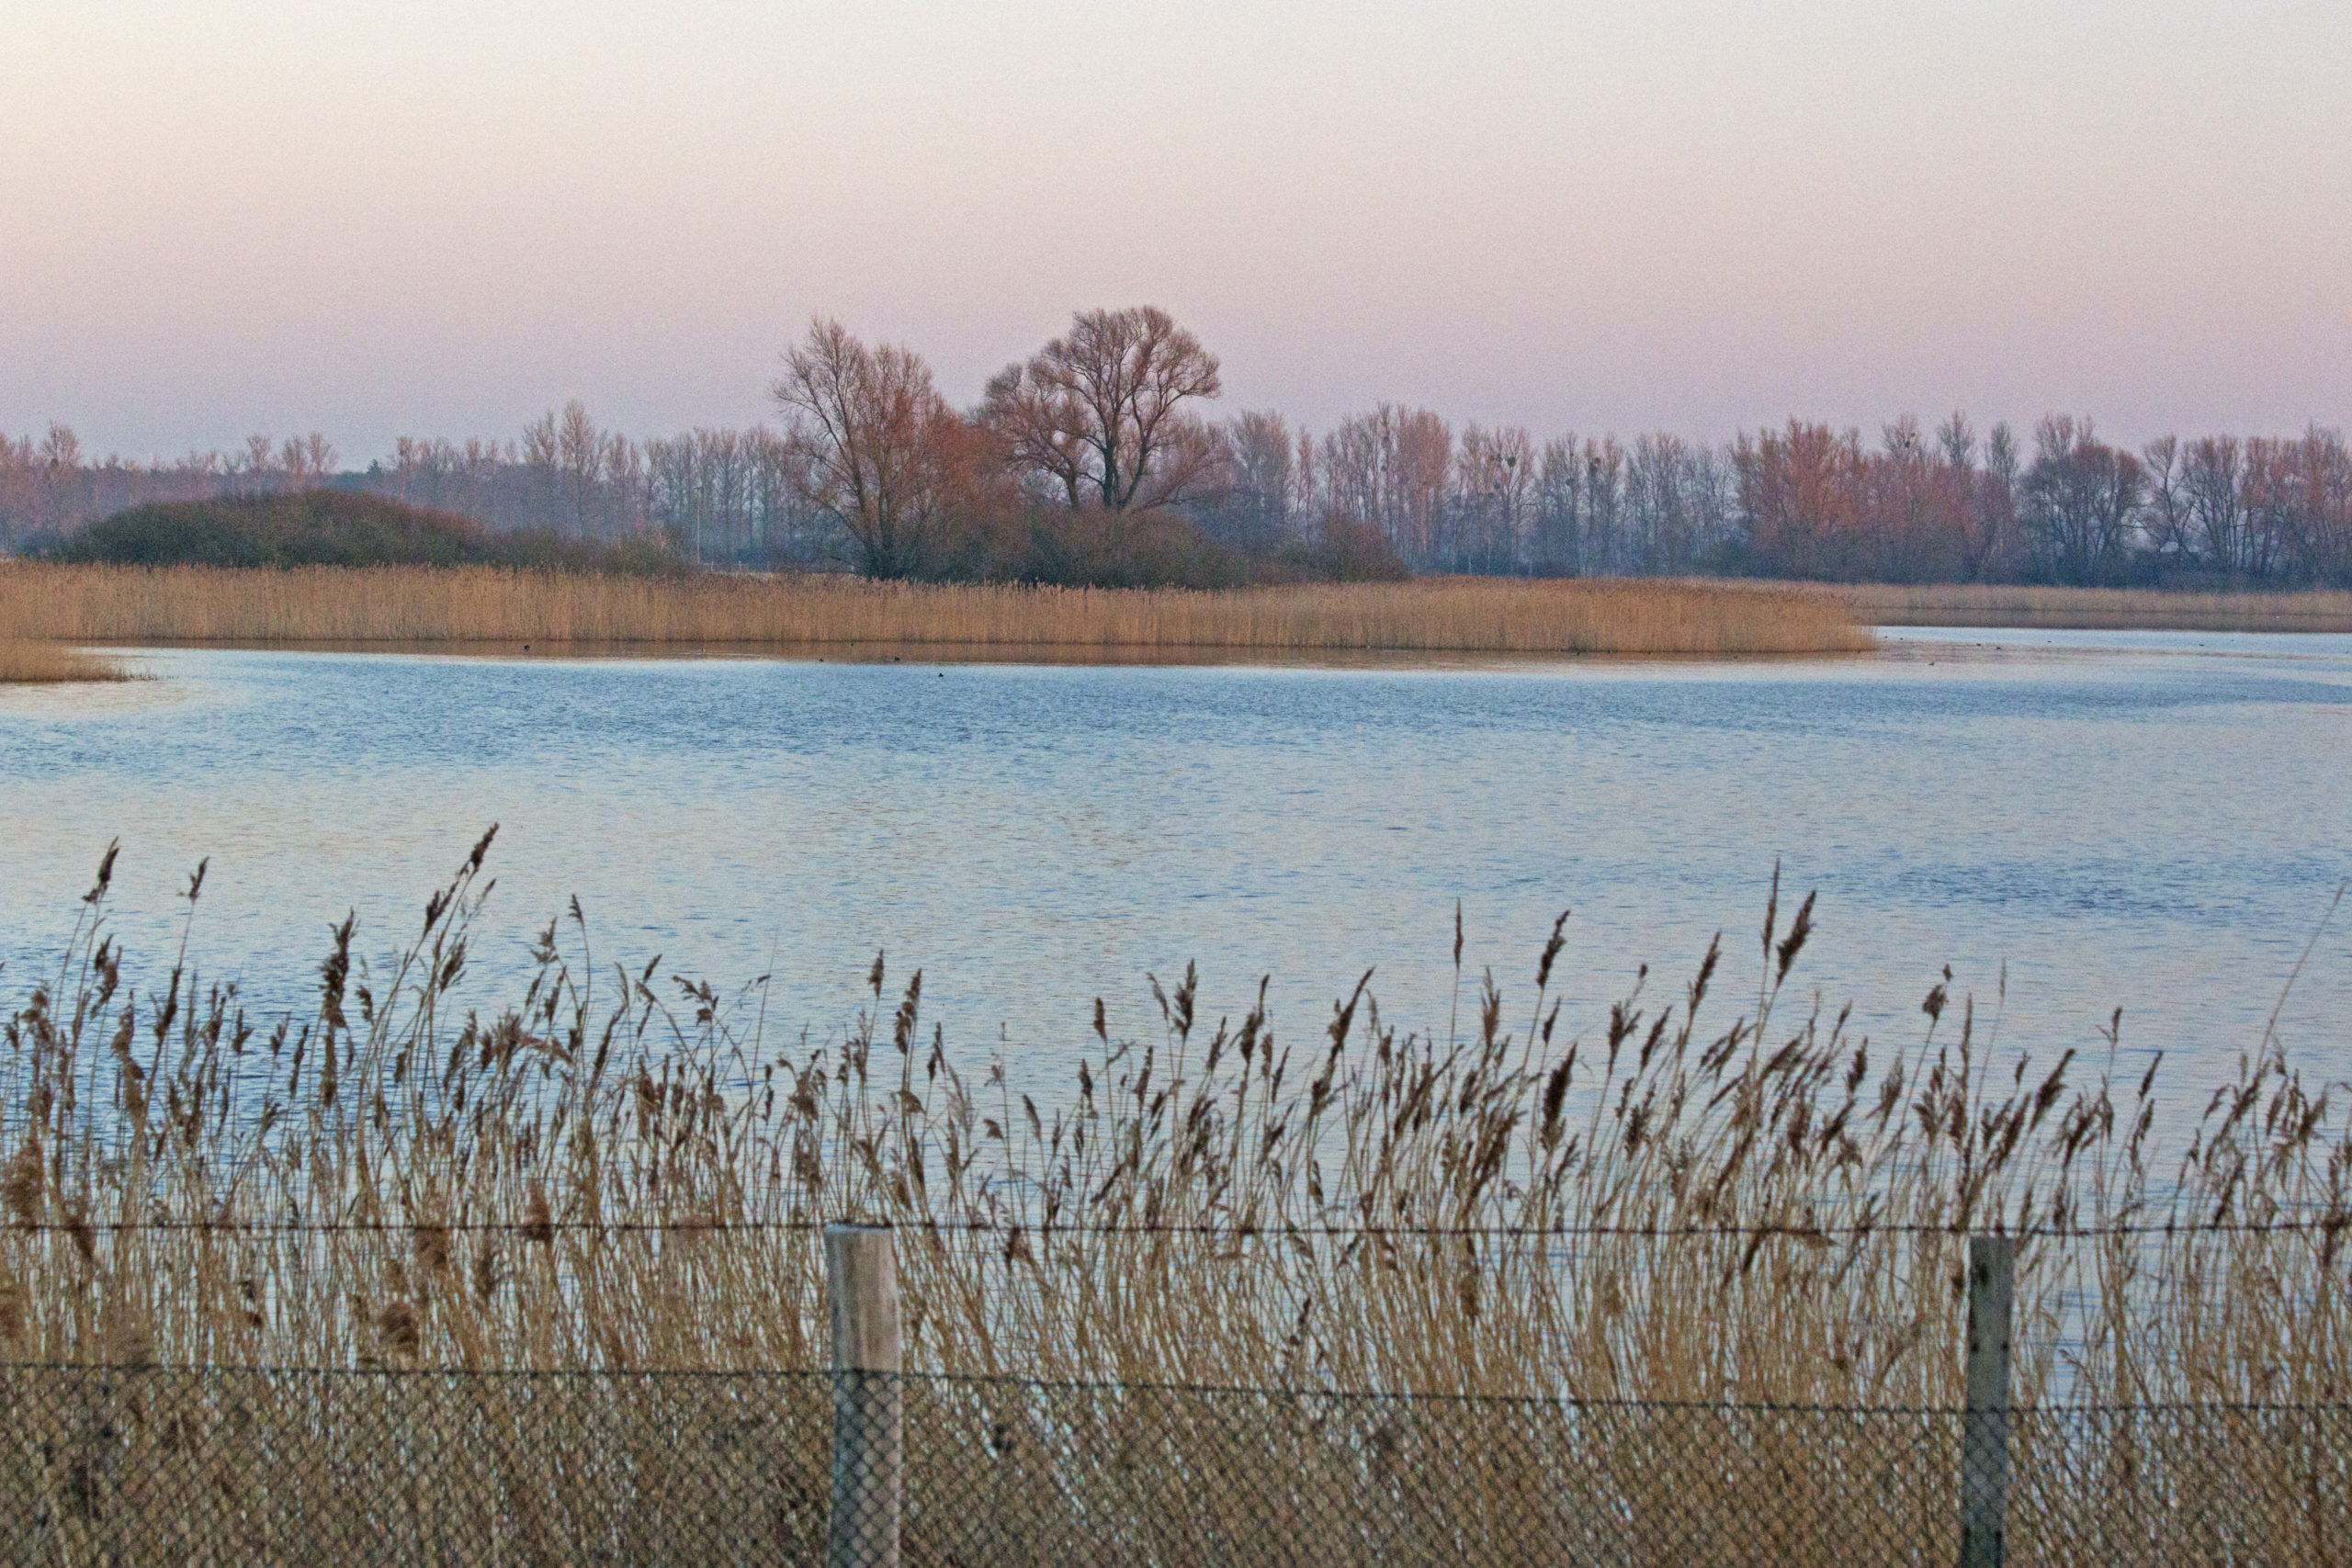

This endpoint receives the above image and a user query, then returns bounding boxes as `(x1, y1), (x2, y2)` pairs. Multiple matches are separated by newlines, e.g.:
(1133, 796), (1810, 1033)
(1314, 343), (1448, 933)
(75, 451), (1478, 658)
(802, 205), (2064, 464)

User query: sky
(2, 0), (2346, 462)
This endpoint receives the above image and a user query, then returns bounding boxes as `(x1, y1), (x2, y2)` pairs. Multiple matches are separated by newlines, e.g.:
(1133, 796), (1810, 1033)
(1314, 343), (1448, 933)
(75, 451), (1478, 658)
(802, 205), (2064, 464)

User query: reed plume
(2, 838), (2341, 1416)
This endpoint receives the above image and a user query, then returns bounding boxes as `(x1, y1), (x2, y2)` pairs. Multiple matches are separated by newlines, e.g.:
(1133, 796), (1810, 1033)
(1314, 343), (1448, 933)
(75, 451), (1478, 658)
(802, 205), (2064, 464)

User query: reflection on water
(3, 630), (2347, 1141)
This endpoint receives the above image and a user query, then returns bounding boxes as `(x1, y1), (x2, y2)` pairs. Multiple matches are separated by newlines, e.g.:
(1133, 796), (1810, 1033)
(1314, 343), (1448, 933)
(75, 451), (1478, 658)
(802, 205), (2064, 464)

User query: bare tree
(557, 401), (605, 537)
(1623, 432), (1693, 575)
(2020, 416), (2143, 583)
(281, 433), (338, 488)
(1455, 423), (1536, 571)
(1534, 437), (1582, 574)
(982, 306), (1222, 512)
(2139, 436), (2193, 563)
(772, 317), (960, 579)
(2183, 435), (2247, 574)
(1733, 422), (1863, 580)
(1974, 423), (2021, 580)
(40, 423), (83, 473)
(231, 434), (278, 497)
(1936, 412), (1975, 474)
(2277, 426), (2352, 583)
(1317, 405), (1453, 567)
(1207, 410), (1295, 547)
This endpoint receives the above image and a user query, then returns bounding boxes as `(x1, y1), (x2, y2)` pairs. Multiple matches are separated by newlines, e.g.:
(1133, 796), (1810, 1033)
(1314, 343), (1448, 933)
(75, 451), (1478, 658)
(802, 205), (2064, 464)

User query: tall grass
(0, 562), (1870, 657)
(3, 835), (2343, 1414)
(0, 637), (128, 684)
(6, 840), (2344, 1560)
(1824, 581), (2352, 632)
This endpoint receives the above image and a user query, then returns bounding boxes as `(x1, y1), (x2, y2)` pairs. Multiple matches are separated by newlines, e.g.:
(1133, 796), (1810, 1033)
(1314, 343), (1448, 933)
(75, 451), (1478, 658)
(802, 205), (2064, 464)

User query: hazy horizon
(5, 0), (2346, 461)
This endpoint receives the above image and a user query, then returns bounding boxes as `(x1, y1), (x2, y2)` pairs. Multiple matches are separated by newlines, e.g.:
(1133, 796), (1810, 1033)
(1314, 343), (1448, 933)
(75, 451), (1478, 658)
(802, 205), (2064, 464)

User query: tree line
(6, 307), (2347, 585)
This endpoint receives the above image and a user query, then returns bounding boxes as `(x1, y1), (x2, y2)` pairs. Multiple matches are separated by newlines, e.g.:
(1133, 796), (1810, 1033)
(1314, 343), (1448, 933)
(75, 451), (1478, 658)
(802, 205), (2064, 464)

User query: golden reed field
(0, 636), (127, 683)
(1823, 581), (2352, 631)
(0, 562), (1870, 660)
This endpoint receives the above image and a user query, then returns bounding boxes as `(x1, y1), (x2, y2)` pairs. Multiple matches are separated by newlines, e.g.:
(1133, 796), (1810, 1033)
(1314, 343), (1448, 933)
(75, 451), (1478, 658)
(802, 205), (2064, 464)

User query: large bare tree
(771, 318), (959, 579)
(981, 306), (1222, 512)
(2020, 416), (2144, 583)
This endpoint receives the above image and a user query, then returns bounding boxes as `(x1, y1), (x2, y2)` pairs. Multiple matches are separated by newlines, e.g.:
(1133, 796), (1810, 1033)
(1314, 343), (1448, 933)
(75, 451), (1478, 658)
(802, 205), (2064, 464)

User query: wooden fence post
(1959, 1234), (2015, 1568)
(826, 1224), (903, 1568)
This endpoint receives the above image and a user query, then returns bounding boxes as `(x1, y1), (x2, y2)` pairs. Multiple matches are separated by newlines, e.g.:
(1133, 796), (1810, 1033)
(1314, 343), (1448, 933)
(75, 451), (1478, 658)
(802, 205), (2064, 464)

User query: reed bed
(1824, 581), (2352, 632)
(0, 637), (128, 684)
(3, 838), (2345, 1560)
(2, 834), (2342, 1404)
(0, 562), (1869, 657)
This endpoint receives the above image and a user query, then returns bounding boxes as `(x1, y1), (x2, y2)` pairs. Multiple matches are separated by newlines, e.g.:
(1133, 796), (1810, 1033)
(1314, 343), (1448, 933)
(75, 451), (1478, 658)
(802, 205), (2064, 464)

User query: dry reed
(1821, 581), (2352, 632)
(2, 840), (2343, 1560)
(3, 835), (2340, 1404)
(0, 562), (1870, 657)
(0, 637), (129, 684)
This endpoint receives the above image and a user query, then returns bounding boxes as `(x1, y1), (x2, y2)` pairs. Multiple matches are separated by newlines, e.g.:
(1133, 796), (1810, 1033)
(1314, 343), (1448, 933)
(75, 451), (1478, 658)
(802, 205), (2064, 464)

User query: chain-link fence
(2, 1362), (2345, 1565)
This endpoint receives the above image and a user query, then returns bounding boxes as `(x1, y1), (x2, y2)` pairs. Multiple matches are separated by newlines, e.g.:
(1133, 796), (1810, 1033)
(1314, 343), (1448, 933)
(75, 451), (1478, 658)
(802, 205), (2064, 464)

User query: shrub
(47, 491), (686, 574)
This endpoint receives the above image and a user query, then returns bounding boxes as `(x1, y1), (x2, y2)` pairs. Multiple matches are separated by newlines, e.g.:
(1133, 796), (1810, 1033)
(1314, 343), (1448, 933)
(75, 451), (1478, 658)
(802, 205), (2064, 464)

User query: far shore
(1815, 581), (2352, 632)
(0, 564), (1869, 662)
(9, 566), (2351, 688)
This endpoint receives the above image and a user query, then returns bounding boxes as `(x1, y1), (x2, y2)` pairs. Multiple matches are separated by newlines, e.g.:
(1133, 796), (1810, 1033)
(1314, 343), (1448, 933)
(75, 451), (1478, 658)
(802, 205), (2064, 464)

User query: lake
(3, 628), (2347, 1137)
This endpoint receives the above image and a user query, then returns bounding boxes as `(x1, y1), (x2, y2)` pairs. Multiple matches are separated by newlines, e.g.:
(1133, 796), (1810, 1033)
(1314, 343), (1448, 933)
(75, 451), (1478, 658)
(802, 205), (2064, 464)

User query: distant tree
(1861, 416), (1971, 582)
(1317, 405), (1452, 568)
(232, 434), (277, 497)
(1579, 438), (1628, 576)
(982, 307), (1222, 512)
(1974, 423), (2022, 580)
(2270, 426), (2352, 583)
(281, 433), (338, 487)
(1453, 424), (1535, 572)
(771, 317), (962, 579)
(2020, 416), (2143, 583)
(1625, 432), (1726, 577)
(2183, 435), (2248, 575)
(558, 402), (608, 537)
(1734, 421), (1863, 580)
(40, 423), (83, 473)
(1203, 410), (1295, 547)
(1532, 437), (1581, 575)
(2139, 435), (2194, 564)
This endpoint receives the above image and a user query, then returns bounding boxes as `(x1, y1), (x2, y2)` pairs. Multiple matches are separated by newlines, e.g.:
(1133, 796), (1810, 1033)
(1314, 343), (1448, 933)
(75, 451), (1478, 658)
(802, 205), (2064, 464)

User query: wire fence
(3, 1362), (2344, 1566)
(6, 1214), (2346, 1238)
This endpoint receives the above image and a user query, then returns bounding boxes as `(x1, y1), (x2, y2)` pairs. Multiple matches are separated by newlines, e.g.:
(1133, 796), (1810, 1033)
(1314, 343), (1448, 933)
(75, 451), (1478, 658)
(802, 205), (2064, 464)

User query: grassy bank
(0, 563), (1870, 657)
(0, 637), (128, 683)
(1825, 581), (2352, 632)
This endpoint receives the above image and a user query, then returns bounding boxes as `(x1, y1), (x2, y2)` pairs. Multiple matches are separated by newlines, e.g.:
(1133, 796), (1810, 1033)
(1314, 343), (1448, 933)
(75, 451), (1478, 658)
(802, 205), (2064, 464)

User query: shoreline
(50, 635), (1883, 672)
(0, 565), (1870, 660)
(1815, 581), (2352, 632)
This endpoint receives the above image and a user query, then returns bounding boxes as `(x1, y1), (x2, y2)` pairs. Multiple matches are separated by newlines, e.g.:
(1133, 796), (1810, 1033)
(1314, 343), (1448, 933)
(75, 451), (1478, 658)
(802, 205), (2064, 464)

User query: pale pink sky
(3, 0), (2346, 461)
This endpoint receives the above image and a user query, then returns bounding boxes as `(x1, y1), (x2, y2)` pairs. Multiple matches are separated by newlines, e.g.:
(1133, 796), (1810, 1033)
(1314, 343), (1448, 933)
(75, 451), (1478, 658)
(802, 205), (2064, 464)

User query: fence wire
(0, 1363), (2344, 1565)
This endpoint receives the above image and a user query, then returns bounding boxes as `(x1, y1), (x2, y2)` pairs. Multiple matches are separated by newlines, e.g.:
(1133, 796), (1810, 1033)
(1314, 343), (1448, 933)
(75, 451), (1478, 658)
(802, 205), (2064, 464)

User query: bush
(910, 505), (1413, 590)
(47, 491), (688, 574)
(1276, 516), (1412, 583)
(1015, 507), (1249, 590)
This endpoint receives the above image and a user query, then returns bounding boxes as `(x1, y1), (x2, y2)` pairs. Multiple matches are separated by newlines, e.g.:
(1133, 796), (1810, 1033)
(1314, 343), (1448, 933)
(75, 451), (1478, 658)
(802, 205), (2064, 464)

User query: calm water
(3, 629), (2347, 1134)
